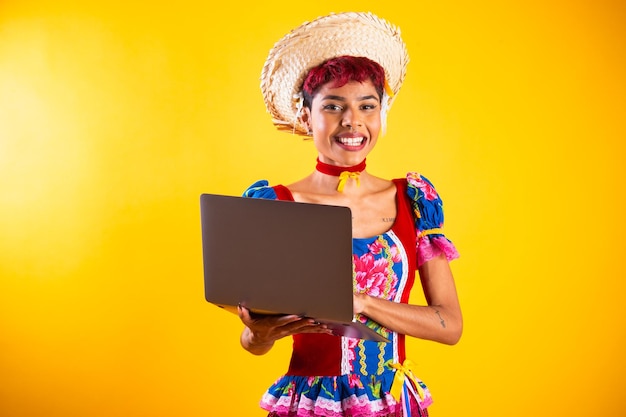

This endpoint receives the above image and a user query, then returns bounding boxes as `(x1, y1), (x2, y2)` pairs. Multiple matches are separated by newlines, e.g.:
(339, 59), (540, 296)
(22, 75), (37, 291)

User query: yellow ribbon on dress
(389, 360), (426, 402)
(337, 171), (361, 192)
(418, 228), (444, 238)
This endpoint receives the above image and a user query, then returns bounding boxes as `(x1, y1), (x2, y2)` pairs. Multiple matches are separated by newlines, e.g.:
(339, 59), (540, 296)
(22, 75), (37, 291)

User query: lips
(335, 132), (367, 151)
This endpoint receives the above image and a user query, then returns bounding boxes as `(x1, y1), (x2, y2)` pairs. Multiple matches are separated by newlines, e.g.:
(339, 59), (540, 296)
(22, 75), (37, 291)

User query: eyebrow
(321, 94), (380, 102)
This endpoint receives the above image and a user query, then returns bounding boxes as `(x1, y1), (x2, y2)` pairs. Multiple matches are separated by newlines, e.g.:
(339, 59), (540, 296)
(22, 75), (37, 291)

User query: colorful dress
(243, 172), (459, 417)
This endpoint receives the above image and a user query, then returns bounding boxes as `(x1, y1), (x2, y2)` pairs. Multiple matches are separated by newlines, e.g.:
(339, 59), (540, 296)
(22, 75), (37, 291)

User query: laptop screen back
(200, 193), (354, 322)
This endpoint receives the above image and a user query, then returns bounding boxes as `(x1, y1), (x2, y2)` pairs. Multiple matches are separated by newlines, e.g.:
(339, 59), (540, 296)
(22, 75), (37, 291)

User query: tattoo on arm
(431, 307), (446, 328)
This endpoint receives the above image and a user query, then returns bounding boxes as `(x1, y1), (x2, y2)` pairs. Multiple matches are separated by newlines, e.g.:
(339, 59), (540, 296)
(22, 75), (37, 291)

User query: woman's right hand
(238, 305), (331, 355)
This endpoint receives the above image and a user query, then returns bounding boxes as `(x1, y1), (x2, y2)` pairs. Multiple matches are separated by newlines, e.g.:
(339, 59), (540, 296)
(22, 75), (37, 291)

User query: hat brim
(260, 11), (409, 136)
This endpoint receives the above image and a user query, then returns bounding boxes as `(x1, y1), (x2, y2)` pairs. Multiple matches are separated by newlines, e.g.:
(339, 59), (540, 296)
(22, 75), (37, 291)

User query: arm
(353, 253), (463, 345)
(238, 305), (332, 355)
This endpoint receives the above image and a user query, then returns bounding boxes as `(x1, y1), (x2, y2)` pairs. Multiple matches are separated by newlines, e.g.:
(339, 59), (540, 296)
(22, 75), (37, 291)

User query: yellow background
(1, 1), (625, 416)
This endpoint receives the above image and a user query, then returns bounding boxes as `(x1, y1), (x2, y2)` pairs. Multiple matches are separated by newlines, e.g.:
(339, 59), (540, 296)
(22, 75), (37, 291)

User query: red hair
(302, 56), (386, 108)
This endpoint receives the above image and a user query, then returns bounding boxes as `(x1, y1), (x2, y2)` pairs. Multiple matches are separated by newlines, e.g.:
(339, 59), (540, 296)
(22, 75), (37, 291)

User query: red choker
(315, 158), (366, 176)
(315, 158), (366, 192)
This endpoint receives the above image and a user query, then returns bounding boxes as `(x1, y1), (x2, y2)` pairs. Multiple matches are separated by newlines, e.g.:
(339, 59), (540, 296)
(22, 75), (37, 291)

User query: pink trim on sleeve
(417, 235), (460, 268)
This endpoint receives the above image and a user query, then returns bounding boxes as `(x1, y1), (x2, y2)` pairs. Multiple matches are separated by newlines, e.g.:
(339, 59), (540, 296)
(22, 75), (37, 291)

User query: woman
(238, 12), (462, 417)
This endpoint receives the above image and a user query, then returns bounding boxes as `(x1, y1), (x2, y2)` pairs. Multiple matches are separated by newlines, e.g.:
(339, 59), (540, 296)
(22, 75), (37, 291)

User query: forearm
(356, 295), (462, 345)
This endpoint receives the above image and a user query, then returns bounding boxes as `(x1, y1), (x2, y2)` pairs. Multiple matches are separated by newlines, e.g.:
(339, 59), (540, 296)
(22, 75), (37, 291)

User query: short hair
(302, 56), (386, 108)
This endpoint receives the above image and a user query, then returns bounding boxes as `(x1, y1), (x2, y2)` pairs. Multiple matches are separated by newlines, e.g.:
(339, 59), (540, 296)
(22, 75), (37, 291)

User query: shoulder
(404, 172), (443, 205)
(242, 180), (278, 199)
(399, 172), (446, 232)
(242, 180), (293, 200)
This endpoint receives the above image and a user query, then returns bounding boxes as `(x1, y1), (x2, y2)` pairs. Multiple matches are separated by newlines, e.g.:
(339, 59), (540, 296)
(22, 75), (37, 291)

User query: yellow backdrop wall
(1, 1), (625, 416)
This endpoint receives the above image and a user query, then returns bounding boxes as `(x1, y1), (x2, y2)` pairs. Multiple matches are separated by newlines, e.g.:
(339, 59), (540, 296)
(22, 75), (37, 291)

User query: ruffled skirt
(260, 372), (430, 417)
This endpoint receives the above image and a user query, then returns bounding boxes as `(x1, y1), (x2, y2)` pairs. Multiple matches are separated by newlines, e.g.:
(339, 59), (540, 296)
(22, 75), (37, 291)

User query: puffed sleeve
(406, 172), (460, 267)
(242, 180), (278, 200)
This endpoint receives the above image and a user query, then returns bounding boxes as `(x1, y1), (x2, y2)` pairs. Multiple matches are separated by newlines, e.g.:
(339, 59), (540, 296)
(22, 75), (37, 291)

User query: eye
(361, 103), (378, 111)
(323, 104), (343, 111)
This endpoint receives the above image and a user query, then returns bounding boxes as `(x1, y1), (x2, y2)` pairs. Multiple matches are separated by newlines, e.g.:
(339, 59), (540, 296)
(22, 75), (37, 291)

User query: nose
(341, 108), (362, 129)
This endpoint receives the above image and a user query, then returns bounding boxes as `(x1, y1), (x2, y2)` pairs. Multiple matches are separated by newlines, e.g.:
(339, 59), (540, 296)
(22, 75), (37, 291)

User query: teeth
(338, 137), (365, 146)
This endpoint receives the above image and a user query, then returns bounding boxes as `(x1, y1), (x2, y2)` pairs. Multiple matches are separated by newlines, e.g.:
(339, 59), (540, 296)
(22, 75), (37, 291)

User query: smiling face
(303, 79), (382, 167)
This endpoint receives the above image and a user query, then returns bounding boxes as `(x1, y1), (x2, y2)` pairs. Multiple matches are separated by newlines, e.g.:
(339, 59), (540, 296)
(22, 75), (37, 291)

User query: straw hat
(260, 11), (409, 136)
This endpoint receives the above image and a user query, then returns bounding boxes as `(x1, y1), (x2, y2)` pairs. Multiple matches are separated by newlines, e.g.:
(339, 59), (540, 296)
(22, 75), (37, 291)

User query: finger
(273, 314), (307, 326)
(281, 319), (330, 335)
(304, 327), (334, 335)
(237, 304), (252, 321)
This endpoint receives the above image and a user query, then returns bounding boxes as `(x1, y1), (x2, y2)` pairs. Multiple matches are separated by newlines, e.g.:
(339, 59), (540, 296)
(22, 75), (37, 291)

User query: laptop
(200, 193), (389, 343)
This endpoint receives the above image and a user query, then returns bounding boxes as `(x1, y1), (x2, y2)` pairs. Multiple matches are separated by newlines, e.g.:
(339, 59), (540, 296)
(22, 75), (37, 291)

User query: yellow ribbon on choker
(337, 171), (361, 192)
(389, 359), (426, 402)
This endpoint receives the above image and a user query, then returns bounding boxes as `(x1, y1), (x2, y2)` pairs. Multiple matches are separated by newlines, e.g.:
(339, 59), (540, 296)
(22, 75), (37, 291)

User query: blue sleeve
(242, 180), (278, 200)
(405, 172), (460, 265)
(405, 172), (446, 236)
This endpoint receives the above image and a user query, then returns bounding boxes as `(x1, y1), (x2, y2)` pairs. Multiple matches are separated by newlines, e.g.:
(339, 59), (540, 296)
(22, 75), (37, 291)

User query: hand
(353, 292), (368, 315)
(238, 305), (332, 354)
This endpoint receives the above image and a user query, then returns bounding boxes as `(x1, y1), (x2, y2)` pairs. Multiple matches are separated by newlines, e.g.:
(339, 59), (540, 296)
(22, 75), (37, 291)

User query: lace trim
(417, 235), (460, 268)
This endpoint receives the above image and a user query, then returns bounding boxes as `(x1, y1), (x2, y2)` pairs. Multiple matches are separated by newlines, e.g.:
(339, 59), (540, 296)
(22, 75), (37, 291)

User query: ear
(300, 107), (311, 132)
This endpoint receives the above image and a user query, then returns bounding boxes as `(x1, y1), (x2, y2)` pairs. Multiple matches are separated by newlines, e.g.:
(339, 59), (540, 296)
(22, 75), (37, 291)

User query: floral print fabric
(242, 173), (457, 417)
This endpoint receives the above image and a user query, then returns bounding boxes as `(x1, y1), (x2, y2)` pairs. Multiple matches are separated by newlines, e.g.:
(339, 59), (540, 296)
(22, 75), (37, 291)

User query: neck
(315, 158), (366, 177)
